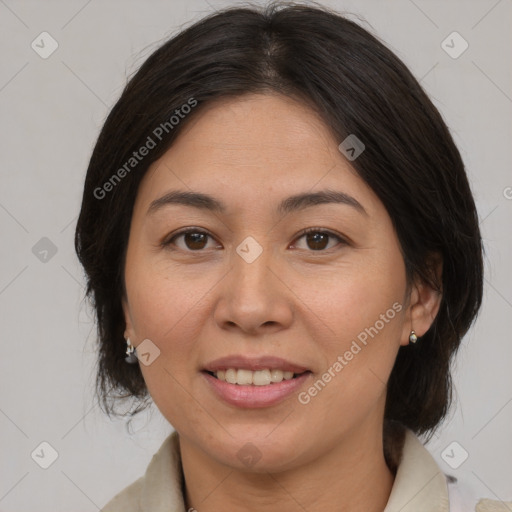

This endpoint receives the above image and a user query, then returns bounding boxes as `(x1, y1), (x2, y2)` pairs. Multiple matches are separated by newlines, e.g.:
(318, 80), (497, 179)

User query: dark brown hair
(75, 1), (483, 439)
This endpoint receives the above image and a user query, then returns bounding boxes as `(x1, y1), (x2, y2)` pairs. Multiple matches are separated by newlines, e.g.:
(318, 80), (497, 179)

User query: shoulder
(447, 476), (512, 512)
(100, 431), (185, 512)
(395, 429), (511, 512)
(101, 476), (144, 512)
(475, 499), (512, 512)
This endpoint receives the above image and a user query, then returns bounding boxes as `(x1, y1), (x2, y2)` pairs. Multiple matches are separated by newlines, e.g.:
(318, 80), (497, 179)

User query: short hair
(75, 2), (483, 439)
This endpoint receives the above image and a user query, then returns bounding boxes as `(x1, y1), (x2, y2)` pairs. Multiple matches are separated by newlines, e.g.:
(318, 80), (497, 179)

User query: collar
(111, 429), (451, 511)
(140, 431), (185, 511)
(383, 429), (449, 512)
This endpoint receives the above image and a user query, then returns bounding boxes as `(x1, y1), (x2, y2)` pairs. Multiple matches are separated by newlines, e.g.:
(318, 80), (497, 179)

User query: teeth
(237, 369), (253, 385)
(253, 370), (271, 386)
(213, 368), (298, 385)
(270, 369), (284, 382)
(225, 369), (237, 384)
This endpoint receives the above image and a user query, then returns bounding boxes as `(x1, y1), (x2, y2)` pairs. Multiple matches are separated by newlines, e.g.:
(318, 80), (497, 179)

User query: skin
(122, 93), (442, 511)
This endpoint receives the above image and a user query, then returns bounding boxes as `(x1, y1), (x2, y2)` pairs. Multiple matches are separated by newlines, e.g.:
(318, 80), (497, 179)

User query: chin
(207, 429), (306, 473)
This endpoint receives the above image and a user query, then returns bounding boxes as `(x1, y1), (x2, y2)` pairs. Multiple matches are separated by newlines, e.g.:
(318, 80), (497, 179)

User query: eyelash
(162, 227), (348, 253)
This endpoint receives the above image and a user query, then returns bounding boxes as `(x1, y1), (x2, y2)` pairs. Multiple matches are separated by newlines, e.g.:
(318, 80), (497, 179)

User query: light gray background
(1, 0), (511, 510)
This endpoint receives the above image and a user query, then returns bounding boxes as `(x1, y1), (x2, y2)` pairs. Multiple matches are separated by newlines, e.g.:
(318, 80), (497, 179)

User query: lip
(203, 370), (311, 408)
(203, 355), (309, 373)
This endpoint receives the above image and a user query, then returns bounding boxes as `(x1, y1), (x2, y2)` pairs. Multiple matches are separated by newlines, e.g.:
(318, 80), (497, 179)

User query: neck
(179, 420), (395, 512)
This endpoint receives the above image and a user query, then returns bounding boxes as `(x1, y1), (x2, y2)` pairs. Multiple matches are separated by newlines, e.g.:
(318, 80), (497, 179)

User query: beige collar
(140, 431), (185, 511)
(383, 429), (449, 512)
(138, 429), (450, 511)
(107, 428), (509, 511)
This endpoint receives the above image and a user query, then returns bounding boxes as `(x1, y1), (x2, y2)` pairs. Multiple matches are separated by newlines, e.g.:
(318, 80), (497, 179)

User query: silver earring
(125, 338), (138, 363)
(409, 330), (418, 344)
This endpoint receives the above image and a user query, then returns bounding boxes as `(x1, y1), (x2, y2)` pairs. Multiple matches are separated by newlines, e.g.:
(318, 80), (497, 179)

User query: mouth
(201, 356), (312, 408)
(204, 368), (309, 386)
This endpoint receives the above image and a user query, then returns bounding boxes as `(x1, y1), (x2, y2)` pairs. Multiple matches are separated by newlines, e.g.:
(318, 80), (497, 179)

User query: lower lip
(202, 371), (311, 408)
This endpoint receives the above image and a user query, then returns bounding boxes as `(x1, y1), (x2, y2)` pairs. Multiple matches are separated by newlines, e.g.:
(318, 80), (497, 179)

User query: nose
(213, 241), (294, 336)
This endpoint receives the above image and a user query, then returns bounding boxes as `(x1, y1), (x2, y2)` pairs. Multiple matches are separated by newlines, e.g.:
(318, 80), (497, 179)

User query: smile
(208, 368), (305, 386)
(202, 370), (311, 408)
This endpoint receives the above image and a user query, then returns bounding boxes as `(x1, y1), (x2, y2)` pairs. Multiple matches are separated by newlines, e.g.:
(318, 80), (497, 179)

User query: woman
(75, 3), (504, 511)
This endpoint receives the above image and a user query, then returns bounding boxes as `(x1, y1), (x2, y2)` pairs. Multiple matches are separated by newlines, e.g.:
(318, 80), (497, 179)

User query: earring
(125, 337), (138, 364)
(409, 330), (418, 344)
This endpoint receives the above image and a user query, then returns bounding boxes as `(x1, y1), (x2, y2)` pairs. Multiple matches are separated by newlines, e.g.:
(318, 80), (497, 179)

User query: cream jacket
(102, 430), (509, 511)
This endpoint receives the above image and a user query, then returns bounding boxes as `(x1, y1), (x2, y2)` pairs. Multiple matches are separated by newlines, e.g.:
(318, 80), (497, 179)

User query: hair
(75, 1), (483, 445)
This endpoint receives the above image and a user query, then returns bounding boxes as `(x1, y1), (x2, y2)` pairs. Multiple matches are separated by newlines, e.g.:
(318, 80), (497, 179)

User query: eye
(292, 228), (347, 251)
(162, 227), (348, 253)
(162, 228), (219, 251)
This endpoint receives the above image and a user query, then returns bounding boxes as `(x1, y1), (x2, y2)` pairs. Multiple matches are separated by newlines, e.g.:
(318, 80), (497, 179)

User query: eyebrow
(147, 189), (367, 217)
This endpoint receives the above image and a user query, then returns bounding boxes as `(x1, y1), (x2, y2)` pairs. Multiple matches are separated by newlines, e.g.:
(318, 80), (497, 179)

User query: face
(122, 93), (435, 472)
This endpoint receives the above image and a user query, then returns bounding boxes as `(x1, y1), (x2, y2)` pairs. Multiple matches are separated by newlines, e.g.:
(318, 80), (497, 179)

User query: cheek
(300, 254), (406, 389)
(124, 274), (208, 421)
(296, 280), (404, 427)
(301, 256), (405, 341)
(126, 257), (212, 344)
(129, 263), (211, 422)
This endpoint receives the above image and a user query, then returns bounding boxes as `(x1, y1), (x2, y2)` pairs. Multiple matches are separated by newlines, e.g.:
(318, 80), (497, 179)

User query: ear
(400, 254), (443, 346)
(122, 296), (136, 342)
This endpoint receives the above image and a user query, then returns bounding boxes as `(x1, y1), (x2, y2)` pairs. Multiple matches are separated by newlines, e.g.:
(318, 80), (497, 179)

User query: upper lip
(203, 355), (309, 373)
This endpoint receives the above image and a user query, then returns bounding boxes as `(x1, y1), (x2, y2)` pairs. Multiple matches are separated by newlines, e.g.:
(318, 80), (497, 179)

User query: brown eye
(293, 229), (346, 251)
(164, 229), (217, 251)
(306, 232), (329, 250)
(182, 232), (209, 250)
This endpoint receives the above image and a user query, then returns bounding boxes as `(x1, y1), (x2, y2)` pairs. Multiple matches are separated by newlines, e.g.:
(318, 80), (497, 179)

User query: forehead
(137, 93), (381, 216)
